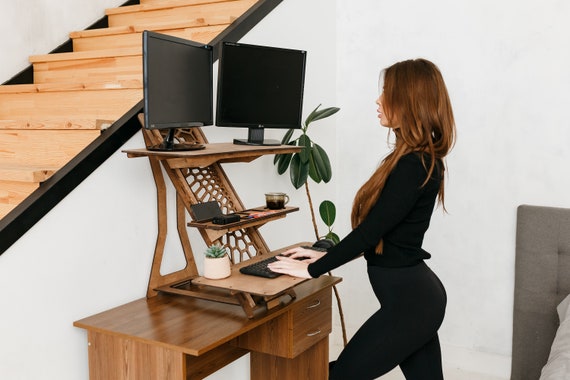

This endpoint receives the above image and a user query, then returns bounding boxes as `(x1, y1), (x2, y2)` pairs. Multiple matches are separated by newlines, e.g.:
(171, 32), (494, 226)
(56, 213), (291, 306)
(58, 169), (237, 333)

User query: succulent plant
(204, 244), (227, 258)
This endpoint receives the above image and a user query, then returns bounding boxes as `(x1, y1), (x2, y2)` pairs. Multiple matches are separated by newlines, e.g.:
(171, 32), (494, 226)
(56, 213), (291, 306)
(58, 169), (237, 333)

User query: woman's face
(376, 93), (391, 127)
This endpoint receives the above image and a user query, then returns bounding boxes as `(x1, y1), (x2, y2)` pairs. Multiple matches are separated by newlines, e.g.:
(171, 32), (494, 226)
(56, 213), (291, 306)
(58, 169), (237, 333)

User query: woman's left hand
(267, 255), (312, 279)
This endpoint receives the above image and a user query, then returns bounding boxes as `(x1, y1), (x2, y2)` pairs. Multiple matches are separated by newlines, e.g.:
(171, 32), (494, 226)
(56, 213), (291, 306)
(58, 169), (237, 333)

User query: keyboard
(239, 240), (334, 279)
(239, 255), (282, 278)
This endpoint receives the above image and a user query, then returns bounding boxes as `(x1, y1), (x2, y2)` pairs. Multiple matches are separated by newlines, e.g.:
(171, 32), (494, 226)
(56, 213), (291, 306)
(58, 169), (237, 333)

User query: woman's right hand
(280, 246), (327, 264)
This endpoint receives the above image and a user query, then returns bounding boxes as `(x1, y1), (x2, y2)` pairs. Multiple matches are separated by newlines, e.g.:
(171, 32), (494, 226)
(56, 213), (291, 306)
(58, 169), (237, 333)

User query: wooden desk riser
(122, 126), (307, 313)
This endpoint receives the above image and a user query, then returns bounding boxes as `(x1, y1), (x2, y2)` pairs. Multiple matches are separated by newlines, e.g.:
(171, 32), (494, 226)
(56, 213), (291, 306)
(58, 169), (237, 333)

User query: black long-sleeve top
(308, 152), (442, 277)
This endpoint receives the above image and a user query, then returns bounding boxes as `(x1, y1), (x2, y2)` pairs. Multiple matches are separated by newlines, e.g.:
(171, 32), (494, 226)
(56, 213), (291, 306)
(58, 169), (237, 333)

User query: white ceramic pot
(203, 256), (231, 279)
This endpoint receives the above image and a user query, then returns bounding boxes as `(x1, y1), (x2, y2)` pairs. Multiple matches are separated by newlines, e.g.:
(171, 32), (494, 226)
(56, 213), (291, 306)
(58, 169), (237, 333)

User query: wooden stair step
(0, 129), (101, 167)
(106, 0), (257, 27)
(0, 203), (17, 219)
(0, 119), (113, 130)
(0, 177), (43, 216)
(29, 48), (142, 84)
(0, 86), (142, 120)
(0, 171), (52, 219)
(109, 0), (238, 15)
(0, 80), (141, 94)
(71, 23), (229, 52)
(29, 47), (141, 63)
(0, 178), (44, 215)
(70, 15), (234, 39)
(0, 165), (57, 182)
(34, 57), (141, 84)
(138, 0), (233, 7)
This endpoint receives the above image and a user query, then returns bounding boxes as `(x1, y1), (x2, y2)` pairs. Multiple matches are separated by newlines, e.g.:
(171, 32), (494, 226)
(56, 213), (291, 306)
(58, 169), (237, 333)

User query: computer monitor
(142, 30), (213, 151)
(216, 42), (307, 146)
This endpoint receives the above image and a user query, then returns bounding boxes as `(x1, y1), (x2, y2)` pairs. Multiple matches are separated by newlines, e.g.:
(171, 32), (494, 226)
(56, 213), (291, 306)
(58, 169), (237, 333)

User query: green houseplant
(274, 104), (347, 345)
(274, 104), (340, 242)
(203, 244), (231, 279)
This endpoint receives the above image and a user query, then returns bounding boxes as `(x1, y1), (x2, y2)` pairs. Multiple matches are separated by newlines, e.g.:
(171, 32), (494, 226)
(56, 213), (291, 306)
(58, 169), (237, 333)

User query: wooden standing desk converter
(74, 131), (342, 379)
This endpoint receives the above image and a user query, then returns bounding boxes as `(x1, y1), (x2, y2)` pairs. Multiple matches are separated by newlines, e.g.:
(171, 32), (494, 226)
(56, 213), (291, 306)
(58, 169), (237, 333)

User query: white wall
(2, 0), (570, 379)
(334, 0), (570, 377)
(0, 0), (126, 82)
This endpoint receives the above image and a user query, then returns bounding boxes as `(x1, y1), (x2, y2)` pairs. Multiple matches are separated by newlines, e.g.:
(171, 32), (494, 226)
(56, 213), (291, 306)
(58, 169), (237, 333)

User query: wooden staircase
(0, 0), (260, 220)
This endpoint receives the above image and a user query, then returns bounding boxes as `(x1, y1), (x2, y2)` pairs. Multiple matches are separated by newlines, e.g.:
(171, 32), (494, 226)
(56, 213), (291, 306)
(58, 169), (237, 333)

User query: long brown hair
(351, 59), (456, 253)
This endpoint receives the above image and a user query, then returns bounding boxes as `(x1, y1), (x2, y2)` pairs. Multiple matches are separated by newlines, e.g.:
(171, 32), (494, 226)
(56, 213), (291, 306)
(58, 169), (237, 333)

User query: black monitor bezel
(142, 30), (214, 131)
(215, 41), (307, 131)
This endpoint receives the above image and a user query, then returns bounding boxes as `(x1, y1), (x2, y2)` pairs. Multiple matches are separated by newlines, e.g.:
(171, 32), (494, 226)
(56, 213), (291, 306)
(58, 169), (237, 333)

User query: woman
(268, 58), (456, 379)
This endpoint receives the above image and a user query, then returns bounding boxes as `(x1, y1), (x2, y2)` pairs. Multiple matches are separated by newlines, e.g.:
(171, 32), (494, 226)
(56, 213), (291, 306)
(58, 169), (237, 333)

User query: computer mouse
(312, 239), (335, 250)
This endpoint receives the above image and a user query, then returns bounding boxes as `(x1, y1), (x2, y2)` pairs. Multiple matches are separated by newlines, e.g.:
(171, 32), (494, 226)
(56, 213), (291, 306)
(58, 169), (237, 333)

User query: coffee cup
(265, 192), (290, 210)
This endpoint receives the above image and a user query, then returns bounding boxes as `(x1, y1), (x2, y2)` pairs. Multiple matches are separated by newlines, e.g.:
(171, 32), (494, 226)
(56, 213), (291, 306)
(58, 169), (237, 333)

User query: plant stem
(304, 181), (347, 347)
(305, 181), (320, 241)
(329, 273), (348, 346)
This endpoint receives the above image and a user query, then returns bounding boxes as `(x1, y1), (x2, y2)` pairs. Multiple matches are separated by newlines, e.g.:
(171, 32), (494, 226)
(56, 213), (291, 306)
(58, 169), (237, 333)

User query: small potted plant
(203, 244), (231, 279)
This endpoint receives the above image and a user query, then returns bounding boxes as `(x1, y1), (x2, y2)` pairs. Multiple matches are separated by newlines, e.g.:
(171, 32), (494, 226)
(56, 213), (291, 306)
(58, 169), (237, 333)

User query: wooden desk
(83, 127), (342, 379)
(74, 275), (341, 380)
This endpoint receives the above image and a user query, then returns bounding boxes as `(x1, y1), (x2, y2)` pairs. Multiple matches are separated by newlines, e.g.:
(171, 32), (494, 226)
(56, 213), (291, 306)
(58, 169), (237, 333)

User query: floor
(382, 367), (507, 380)
(329, 337), (510, 379)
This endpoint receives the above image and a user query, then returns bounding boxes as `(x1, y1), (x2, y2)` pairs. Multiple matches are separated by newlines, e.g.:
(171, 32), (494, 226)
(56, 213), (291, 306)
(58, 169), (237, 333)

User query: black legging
(329, 261), (447, 379)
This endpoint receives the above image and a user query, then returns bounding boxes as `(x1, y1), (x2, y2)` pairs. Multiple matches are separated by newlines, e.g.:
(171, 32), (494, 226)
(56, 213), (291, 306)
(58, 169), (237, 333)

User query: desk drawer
(236, 288), (332, 358)
(290, 289), (332, 357)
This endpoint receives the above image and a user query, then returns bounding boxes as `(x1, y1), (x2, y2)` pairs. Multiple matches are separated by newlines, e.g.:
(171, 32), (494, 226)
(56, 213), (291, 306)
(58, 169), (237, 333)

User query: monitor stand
(147, 128), (205, 151)
(233, 127), (281, 146)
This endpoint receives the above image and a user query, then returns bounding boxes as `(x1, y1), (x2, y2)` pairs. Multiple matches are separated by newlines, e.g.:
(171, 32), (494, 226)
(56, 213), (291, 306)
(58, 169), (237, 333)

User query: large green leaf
(311, 143), (332, 182)
(289, 153), (309, 189)
(298, 134), (311, 164)
(273, 140), (297, 165)
(276, 153), (293, 175)
(304, 104), (322, 127)
(319, 200), (336, 227)
(305, 105), (340, 127)
(281, 128), (295, 144)
(310, 106), (340, 123)
(308, 149), (322, 183)
(325, 231), (340, 244)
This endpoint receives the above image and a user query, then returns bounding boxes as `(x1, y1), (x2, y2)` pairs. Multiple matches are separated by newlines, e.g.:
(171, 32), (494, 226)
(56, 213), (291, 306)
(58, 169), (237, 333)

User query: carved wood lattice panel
(147, 127), (270, 264)
(182, 166), (263, 263)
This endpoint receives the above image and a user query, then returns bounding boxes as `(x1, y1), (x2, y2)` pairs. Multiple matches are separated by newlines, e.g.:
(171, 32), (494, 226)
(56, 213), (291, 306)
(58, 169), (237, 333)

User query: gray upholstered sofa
(511, 205), (570, 379)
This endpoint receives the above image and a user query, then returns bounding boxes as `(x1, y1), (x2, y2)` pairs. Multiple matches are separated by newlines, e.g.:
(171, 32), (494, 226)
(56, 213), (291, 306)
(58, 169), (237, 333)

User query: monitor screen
(142, 31), (213, 150)
(216, 42), (307, 145)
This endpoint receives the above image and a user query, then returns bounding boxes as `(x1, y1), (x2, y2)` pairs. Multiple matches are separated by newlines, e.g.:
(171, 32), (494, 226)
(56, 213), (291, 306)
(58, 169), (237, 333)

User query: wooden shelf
(188, 206), (299, 230)
(123, 142), (301, 168)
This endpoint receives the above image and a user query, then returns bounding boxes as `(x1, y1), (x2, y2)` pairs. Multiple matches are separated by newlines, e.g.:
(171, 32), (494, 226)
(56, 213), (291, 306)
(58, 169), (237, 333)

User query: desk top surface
(123, 143), (301, 159)
(123, 143), (302, 168)
(124, 142), (300, 154)
(74, 276), (341, 356)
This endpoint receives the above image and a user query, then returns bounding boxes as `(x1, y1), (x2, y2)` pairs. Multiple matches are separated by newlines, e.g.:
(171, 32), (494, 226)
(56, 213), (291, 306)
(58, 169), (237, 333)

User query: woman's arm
(307, 154), (429, 277)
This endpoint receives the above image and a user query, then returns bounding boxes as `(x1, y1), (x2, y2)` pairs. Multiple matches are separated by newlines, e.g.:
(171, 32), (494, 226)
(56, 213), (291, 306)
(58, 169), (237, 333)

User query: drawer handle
(306, 299), (321, 309)
(306, 329), (322, 337)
